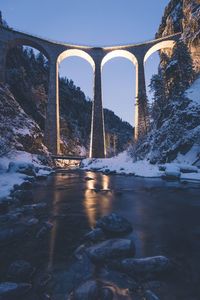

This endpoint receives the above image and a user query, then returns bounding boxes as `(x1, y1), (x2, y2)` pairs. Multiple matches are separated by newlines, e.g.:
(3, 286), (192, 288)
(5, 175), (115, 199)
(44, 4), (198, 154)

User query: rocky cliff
(133, 0), (200, 164)
(156, 0), (200, 73)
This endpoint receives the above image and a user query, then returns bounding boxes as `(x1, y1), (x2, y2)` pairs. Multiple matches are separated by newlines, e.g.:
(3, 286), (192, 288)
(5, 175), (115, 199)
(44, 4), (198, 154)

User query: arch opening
(58, 51), (94, 156)
(102, 49), (137, 69)
(58, 49), (95, 71)
(144, 40), (176, 63)
(102, 55), (135, 156)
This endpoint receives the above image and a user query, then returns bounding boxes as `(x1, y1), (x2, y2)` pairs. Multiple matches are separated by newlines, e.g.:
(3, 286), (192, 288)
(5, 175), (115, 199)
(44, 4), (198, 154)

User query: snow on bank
(185, 76), (200, 105)
(82, 152), (162, 177)
(82, 151), (200, 182)
(0, 151), (52, 200)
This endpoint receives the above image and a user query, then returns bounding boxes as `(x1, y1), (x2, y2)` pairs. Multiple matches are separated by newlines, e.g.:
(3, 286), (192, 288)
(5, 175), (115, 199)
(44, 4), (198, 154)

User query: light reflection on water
(83, 172), (113, 227)
(48, 176), (61, 270)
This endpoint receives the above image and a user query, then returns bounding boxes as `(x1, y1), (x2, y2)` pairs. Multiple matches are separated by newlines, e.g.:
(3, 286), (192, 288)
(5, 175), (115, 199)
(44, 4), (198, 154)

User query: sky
(1, 0), (169, 125)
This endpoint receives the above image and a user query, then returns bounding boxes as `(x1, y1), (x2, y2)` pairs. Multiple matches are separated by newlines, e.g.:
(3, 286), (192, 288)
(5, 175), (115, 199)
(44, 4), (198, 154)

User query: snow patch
(185, 76), (200, 105)
(0, 151), (52, 200)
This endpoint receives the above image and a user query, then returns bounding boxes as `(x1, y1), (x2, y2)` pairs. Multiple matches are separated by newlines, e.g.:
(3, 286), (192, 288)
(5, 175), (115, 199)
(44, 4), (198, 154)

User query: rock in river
(95, 213), (133, 237)
(0, 282), (31, 299)
(67, 279), (132, 300)
(144, 290), (160, 300)
(7, 260), (34, 282)
(108, 256), (172, 280)
(86, 238), (136, 263)
(83, 228), (106, 242)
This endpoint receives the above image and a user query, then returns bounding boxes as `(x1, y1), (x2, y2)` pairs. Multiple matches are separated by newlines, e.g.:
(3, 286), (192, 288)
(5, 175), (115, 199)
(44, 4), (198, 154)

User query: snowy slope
(185, 76), (200, 105)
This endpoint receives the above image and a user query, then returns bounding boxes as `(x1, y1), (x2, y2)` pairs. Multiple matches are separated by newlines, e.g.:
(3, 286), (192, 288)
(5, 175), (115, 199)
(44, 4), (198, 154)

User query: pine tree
(164, 41), (195, 99)
(149, 69), (167, 128)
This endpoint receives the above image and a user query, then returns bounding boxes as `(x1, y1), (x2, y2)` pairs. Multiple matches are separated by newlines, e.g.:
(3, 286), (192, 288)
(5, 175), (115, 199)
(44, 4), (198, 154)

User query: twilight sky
(1, 0), (169, 125)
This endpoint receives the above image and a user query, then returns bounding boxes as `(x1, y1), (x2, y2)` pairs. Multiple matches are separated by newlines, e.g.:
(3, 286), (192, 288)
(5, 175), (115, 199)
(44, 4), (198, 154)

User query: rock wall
(157, 0), (200, 73)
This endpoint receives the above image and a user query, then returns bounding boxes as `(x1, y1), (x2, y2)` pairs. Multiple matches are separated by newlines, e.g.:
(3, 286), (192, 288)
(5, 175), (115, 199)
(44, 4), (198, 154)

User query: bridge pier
(44, 57), (60, 154)
(135, 57), (149, 140)
(89, 60), (106, 158)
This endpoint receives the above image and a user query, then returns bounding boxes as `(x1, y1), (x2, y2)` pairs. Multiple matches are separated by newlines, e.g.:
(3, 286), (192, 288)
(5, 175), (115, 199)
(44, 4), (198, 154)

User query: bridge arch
(101, 50), (138, 68)
(144, 40), (176, 62)
(57, 49), (95, 70)
(6, 38), (50, 61)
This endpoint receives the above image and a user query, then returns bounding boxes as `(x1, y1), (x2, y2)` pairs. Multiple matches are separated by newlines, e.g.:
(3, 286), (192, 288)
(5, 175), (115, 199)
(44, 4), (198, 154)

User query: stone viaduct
(0, 26), (181, 158)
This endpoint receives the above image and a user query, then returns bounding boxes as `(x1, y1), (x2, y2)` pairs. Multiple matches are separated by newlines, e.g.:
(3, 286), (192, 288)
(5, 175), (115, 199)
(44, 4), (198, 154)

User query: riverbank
(82, 151), (200, 182)
(0, 150), (53, 201)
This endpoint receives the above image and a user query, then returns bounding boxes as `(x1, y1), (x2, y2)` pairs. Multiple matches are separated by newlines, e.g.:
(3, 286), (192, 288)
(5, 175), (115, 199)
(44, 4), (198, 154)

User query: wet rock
(144, 290), (160, 300)
(68, 279), (132, 300)
(83, 228), (105, 242)
(36, 221), (53, 239)
(95, 213), (133, 237)
(86, 238), (136, 263)
(7, 260), (34, 282)
(19, 181), (33, 190)
(109, 256), (172, 280)
(25, 217), (39, 227)
(11, 190), (34, 204)
(8, 161), (36, 177)
(21, 202), (47, 214)
(0, 282), (32, 299)
(0, 225), (28, 244)
(0, 212), (23, 226)
(85, 176), (94, 181)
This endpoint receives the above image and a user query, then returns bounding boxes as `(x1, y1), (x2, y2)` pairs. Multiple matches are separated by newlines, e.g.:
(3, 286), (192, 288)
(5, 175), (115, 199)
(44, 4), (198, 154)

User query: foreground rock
(108, 256), (172, 280)
(86, 239), (135, 263)
(83, 228), (105, 242)
(7, 260), (34, 282)
(67, 279), (133, 300)
(95, 213), (133, 237)
(144, 290), (160, 300)
(0, 282), (31, 299)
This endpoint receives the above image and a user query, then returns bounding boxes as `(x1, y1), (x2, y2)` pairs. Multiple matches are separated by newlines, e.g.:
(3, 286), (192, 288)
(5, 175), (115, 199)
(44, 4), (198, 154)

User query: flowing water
(7, 169), (200, 299)
(29, 170), (200, 299)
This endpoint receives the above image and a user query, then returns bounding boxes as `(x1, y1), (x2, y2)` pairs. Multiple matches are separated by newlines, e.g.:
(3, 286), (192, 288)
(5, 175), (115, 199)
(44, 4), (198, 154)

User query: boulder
(67, 279), (132, 300)
(8, 162), (36, 177)
(36, 222), (53, 239)
(0, 225), (28, 244)
(144, 290), (160, 300)
(109, 256), (172, 280)
(95, 213), (133, 237)
(7, 260), (34, 282)
(83, 228), (105, 243)
(0, 282), (31, 299)
(86, 238), (135, 263)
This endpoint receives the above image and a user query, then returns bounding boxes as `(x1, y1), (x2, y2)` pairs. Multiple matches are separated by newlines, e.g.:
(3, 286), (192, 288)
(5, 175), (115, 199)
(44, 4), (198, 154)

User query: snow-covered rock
(95, 213), (133, 237)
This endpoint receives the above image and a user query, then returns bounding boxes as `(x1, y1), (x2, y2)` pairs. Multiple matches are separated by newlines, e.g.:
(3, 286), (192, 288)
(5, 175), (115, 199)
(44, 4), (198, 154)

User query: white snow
(0, 150), (52, 200)
(185, 76), (200, 105)
(82, 150), (200, 182)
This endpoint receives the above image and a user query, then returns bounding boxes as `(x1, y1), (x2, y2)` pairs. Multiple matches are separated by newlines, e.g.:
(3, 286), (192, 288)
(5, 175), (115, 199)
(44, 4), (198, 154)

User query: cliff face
(133, 0), (200, 164)
(156, 0), (200, 73)
(0, 83), (47, 156)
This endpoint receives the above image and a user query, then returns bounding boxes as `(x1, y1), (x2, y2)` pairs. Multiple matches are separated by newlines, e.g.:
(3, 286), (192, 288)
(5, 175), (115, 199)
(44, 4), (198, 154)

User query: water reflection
(83, 172), (113, 227)
(48, 176), (61, 270)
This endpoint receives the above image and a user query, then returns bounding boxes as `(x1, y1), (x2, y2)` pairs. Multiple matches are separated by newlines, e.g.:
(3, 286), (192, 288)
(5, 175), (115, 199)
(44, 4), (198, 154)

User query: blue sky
(1, 0), (169, 125)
